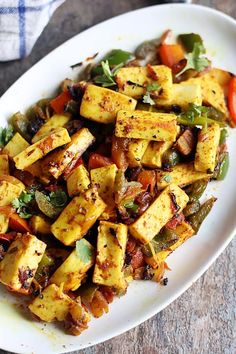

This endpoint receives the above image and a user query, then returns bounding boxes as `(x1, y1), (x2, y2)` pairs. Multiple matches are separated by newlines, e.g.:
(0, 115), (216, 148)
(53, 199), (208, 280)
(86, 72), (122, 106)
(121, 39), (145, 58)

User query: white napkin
(0, 0), (65, 61)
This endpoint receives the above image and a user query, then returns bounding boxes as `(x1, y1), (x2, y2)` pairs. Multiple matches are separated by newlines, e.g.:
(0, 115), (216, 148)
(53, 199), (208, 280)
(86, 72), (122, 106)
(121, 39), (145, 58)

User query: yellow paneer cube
(0, 155), (9, 175)
(115, 110), (178, 142)
(116, 65), (172, 100)
(0, 175), (25, 206)
(0, 233), (46, 294)
(30, 215), (51, 235)
(141, 141), (173, 168)
(156, 83), (202, 109)
(44, 128), (95, 179)
(0, 213), (9, 233)
(93, 221), (128, 289)
(127, 139), (149, 167)
(51, 188), (106, 246)
(32, 114), (71, 143)
(67, 164), (91, 197)
(3, 133), (29, 158)
(206, 68), (232, 95)
(49, 240), (95, 291)
(129, 184), (189, 244)
(194, 124), (221, 173)
(145, 221), (195, 268)
(90, 164), (117, 208)
(13, 128), (71, 170)
(156, 163), (211, 189)
(80, 84), (137, 124)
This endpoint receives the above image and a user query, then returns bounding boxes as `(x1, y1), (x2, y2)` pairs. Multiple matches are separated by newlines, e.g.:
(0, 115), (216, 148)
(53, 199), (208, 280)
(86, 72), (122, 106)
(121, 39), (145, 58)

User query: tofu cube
(115, 110), (178, 142)
(141, 141), (173, 168)
(49, 240), (95, 291)
(32, 114), (71, 143)
(0, 233), (46, 293)
(129, 184), (189, 244)
(93, 221), (128, 289)
(127, 139), (149, 167)
(0, 155), (9, 175)
(116, 65), (172, 100)
(30, 215), (51, 235)
(0, 175), (25, 206)
(3, 133), (29, 158)
(80, 84), (137, 124)
(13, 128), (71, 170)
(67, 164), (91, 197)
(194, 124), (221, 173)
(51, 188), (106, 246)
(156, 163), (211, 189)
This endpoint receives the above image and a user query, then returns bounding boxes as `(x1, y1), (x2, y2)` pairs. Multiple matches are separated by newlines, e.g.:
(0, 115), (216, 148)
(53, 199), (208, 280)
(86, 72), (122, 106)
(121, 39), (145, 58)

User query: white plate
(0, 4), (235, 354)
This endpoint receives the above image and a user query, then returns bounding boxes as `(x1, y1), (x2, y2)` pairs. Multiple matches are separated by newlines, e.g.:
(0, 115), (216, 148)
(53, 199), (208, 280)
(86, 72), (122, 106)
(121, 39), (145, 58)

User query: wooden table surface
(0, 1), (235, 354)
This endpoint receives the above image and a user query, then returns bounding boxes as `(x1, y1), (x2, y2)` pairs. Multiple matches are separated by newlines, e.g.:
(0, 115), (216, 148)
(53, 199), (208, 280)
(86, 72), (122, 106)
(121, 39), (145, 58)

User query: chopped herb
(143, 92), (155, 105)
(94, 60), (122, 87)
(124, 201), (139, 213)
(76, 239), (93, 263)
(176, 42), (210, 77)
(162, 174), (172, 183)
(0, 125), (14, 147)
(146, 83), (161, 92)
(47, 190), (68, 208)
(12, 190), (35, 219)
(177, 103), (212, 128)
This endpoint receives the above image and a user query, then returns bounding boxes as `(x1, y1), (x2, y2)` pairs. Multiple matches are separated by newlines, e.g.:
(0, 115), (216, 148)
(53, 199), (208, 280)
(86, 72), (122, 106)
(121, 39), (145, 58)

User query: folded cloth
(0, 0), (65, 61)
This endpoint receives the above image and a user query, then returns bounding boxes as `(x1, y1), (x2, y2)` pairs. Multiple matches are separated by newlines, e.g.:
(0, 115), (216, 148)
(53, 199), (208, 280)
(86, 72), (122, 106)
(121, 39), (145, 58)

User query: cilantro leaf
(146, 83), (161, 92)
(94, 60), (122, 87)
(76, 239), (94, 263)
(48, 190), (67, 208)
(12, 190), (35, 219)
(0, 125), (14, 147)
(124, 201), (139, 213)
(143, 92), (155, 105)
(162, 174), (172, 183)
(176, 42), (210, 77)
(179, 103), (209, 123)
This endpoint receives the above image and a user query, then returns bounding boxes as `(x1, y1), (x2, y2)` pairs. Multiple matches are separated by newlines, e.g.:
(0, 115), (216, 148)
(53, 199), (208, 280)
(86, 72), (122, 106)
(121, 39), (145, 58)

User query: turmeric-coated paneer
(0, 154), (9, 175)
(67, 164), (91, 197)
(0, 233), (46, 294)
(116, 65), (172, 100)
(80, 84), (137, 124)
(0, 175), (25, 206)
(156, 163), (211, 189)
(49, 239), (95, 291)
(129, 184), (189, 244)
(51, 188), (106, 246)
(194, 124), (220, 173)
(93, 221), (128, 289)
(13, 128), (71, 170)
(141, 141), (173, 168)
(127, 139), (149, 167)
(30, 215), (51, 235)
(0, 213), (9, 233)
(3, 132), (29, 158)
(115, 110), (178, 142)
(32, 114), (71, 143)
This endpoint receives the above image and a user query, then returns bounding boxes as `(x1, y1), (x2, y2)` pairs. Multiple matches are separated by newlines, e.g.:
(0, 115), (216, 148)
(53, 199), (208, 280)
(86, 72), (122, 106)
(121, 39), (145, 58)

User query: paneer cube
(0, 233), (46, 293)
(115, 110), (178, 142)
(30, 215), (51, 235)
(13, 128), (71, 170)
(93, 221), (128, 289)
(129, 184), (189, 244)
(145, 221), (195, 268)
(194, 124), (220, 173)
(44, 128), (95, 179)
(51, 188), (106, 246)
(49, 240), (94, 291)
(156, 163), (211, 189)
(3, 133), (29, 158)
(90, 164), (117, 208)
(141, 141), (173, 168)
(0, 175), (25, 206)
(0, 213), (9, 233)
(127, 139), (149, 167)
(80, 84), (137, 124)
(32, 114), (71, 143)
(67, 164), (91, 197)
(116, 65), (172, 100)
(206, 68), (232, 96)
(0, 155), (9, 175)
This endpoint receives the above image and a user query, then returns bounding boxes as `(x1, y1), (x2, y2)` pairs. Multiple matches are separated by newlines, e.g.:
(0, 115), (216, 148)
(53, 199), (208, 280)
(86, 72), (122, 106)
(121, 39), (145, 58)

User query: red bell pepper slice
(228, 76), (236, 123)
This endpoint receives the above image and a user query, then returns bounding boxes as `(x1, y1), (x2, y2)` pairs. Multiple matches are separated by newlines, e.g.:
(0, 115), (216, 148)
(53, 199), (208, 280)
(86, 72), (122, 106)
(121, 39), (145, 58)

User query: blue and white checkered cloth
(0, 0), (65, 61)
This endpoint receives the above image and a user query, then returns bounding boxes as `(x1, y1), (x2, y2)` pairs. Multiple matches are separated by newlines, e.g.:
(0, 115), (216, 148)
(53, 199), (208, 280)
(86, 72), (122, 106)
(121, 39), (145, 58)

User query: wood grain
(0, 1), (235, 354)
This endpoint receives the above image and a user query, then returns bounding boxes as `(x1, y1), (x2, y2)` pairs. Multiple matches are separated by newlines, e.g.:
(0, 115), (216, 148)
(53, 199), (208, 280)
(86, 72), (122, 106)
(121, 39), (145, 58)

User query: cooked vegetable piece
(11, 112), (31, 142)
(129, 184), (189, 244)
(188, 197), (216, 232)
(93, 221), (128, 289)
(30, 215), (51, 234)
(3, 133), (30, 158)
(0, 233), (46, 293)
(80, 84), (137, 124)
(116, 65), (172, 99)
(183, 200), (200, 217)
(90, 164), (117, 208)
(159, 44), (185, 67)
(51, 188), (106, 246)
(228, 76), (236, 123)
(216, 152), (229, 180)
(0, 176), (25, 207)
(50, 91), (72, 114)
(67, 164), (90, 197)
(49, 240), (94, 291)
(88, 153), (113, 170)
(156, 163), (210, 189)
(9, 213), (31, 232)
(64, 300), (91, 335)
(185, 179), (209, 202)
(92, 49), (133, 76)
(0, 125), (14, 147)
(127, 139), (149, 167)
(0, 155), (9, 175)
(175, 128), (195, 156)
(162, 148), (181, 168)
(13, 128), (71, 170)
(141, 141), (172, 168)
(115, 110), (178, 142)
(111, 136), (129, 170)
(137, 170), (156, 193)
(194, 123), (220, 173)
(178, 33), (203, 52)
(31, 114), (71, 143)
(44, 128), (95, 179)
